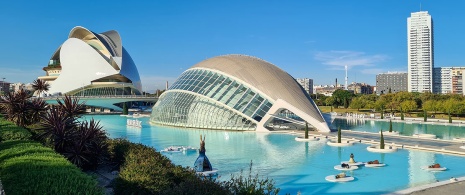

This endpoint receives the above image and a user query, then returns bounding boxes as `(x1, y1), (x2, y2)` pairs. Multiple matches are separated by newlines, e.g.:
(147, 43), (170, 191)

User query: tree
(388, 88), (392, 94)
(400, 108), (404, 120)
(123, 102), (128, 115)
(332, 89), (354, 109)
(325, 96), (336, 109)
(424, 110), (427, 122)
(374, 98), (387, 112)
(31, 79), (50, 98)
(449, 109), (452, 123)
(304, 122), (308, 139)
(400, 100), (417, 116)
(337, 126), (341, 143)
(380, 130), (385, 149)
(381, 109), (384, 119)
(389, 120), (393, 133)
(423, 100), (438, 114)
(349, 97), (365, 111)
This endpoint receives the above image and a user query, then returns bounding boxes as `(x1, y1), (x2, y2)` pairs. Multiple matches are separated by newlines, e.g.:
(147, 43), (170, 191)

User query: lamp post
(1, 78), (5, 94)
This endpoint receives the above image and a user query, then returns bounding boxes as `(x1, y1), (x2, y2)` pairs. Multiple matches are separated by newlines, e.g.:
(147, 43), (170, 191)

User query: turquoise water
(330, 118), (465, 140)
(85, 115), (465, 194)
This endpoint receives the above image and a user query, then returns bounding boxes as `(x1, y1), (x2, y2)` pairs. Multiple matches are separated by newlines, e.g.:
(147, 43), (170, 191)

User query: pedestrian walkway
(286, 130), (465, 156)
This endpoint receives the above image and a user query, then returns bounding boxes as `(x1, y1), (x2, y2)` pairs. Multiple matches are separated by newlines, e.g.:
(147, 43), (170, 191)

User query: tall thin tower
(407, 11), (434, 93)
(345, 65), (348, 90)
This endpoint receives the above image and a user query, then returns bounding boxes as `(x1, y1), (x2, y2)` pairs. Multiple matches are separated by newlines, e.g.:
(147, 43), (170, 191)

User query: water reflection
(408, 150), (436, 187)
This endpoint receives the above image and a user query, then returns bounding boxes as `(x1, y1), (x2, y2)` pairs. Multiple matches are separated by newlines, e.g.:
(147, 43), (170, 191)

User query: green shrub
(0, 118), (32, 141)
(112, 140), (230, 195)
(0, 140), (103, 195)
(223, 161), (281, 195)
(107, 138), (132, 168)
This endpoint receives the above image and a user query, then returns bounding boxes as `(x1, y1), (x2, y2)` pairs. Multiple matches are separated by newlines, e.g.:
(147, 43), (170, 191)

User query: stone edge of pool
(384, 176), (465, 195)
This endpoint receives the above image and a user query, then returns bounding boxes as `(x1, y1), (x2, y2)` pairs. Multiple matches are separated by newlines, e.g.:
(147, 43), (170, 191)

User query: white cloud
(314, 50), (388, 69)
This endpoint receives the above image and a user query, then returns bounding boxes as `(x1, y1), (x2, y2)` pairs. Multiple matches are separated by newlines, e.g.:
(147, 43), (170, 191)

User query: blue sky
(1, 0), (465, 91)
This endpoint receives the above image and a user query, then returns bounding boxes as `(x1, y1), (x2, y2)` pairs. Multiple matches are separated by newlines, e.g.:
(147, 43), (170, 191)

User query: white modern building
(407, 11), (434, 93)
(150, 55), (330, 132)
(296, 78), (313, 94)
(39, 26), (142, 97)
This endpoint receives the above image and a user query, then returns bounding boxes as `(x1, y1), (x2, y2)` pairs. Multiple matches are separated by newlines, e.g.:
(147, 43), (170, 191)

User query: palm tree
(32, 79), (50, 98)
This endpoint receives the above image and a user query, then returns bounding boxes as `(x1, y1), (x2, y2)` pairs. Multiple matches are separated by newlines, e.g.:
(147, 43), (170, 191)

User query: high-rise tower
(407, 11), (434, 92)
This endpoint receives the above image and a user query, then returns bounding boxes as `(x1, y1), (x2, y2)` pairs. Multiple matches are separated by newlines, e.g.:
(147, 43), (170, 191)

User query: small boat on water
(160, 146), (183, 153)
(160, 146), (198, 153)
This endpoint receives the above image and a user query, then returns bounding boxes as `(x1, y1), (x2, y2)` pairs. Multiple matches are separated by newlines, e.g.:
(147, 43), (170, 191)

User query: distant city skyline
(2, 1), (465, 91)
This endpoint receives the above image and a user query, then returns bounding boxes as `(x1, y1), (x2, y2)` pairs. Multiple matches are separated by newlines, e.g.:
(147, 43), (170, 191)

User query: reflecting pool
(329, 117), (465, 140)
(84, 115), (465, 194)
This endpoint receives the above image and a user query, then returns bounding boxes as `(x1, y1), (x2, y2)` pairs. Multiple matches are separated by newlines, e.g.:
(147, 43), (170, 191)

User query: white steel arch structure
(151, 54), (330, 132)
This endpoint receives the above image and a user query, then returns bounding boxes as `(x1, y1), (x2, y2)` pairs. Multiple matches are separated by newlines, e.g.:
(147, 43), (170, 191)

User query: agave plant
(64, 119), (108, 170)
(32, 79), (50, 98)
(38, 107), (78, 153)
(0, 89), (32, 127)
(56, 95), (86, 119)
(28, 98), (48, 124)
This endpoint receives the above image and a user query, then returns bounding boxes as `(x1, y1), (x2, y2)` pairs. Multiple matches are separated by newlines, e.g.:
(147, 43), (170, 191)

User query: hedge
(0, 140), (103, 195)
(109, 139), (229, 195)
(0, 116), (103, 195)
(0, 117), (31, 141)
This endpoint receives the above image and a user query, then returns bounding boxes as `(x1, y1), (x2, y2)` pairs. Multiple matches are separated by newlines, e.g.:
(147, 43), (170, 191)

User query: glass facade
(73, 86), (141, 96)
(151, 69), (274, 130)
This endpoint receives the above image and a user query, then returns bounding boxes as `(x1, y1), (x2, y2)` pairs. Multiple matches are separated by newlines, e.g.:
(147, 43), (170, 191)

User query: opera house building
(150, 55), (330, 132)
(39, 26), (142, 97)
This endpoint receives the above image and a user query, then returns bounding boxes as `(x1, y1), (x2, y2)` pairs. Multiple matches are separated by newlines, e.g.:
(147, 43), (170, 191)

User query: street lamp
(2, 78), (5, 94)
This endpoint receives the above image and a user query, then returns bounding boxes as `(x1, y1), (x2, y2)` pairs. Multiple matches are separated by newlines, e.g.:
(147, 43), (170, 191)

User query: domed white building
(150, 55), (330, 132)
(39, 26), (142, 96)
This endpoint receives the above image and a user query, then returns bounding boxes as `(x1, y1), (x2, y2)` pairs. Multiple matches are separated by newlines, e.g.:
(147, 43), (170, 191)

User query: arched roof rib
(191, 54), (326, 124)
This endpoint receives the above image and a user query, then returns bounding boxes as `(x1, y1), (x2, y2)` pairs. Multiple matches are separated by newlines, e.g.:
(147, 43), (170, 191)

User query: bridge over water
(42, 95), (158, 111)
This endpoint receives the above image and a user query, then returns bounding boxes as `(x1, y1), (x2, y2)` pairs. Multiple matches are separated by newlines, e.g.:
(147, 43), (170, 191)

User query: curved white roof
(46, 26), (142, 95)
(191, 54), (329, 131)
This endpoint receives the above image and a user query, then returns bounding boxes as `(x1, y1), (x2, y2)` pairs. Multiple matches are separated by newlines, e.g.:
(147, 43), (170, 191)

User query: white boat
(126, 119), (142, 128)
(160, 146), (183, 153)
(325, 175), (355, 182)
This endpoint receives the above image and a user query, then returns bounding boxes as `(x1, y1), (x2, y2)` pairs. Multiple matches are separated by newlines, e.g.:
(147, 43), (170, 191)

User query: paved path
(407, 181), (465, 195)
(338, 130), (465, 155)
